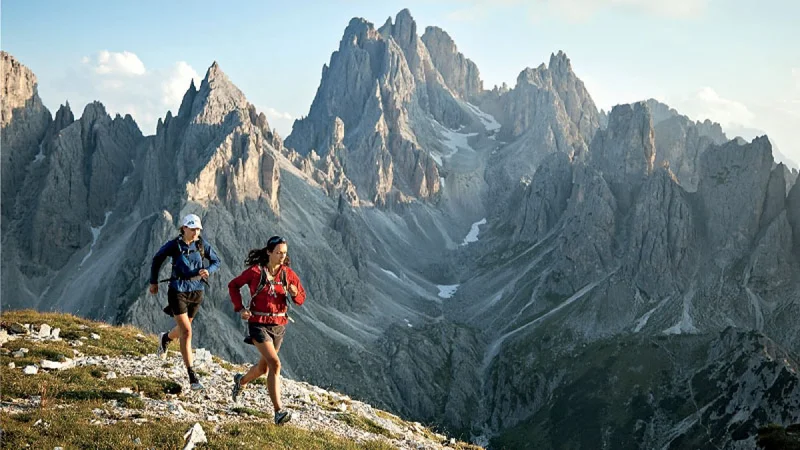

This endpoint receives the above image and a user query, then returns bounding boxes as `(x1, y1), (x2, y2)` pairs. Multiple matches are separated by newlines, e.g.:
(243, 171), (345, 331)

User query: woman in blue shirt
(149, 213), (220, 390)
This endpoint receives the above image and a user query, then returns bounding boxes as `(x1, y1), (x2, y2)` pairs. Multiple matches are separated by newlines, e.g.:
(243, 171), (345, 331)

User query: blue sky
(3, 0), (799, 166)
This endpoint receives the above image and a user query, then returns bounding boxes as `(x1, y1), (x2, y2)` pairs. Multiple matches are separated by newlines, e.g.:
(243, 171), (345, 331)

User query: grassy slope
(0, 310), (480, 450)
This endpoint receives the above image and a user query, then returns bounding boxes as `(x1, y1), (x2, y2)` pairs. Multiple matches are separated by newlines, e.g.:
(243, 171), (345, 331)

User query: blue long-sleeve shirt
(149, 238), (221, 292)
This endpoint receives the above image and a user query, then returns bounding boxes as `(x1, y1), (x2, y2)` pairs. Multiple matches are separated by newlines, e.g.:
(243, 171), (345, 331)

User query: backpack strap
(251, 265), (269, 299)
(247, 267), (294, 322)
(159, 238), (207, 284)
(173, 236), (204, 259)
(281, 270), (293, 305)
(196, 238), (205, 260)
(281, 269), (295, 323)
(173, 236), (182, 257)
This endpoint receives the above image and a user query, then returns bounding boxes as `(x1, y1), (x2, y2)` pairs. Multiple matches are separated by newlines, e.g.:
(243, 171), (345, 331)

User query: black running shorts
(164, 289), (204, 318)
(247, 323), (286, 351)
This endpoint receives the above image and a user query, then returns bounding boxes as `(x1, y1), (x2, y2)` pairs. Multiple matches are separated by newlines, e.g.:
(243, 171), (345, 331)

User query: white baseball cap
(181, 214), (203, 229)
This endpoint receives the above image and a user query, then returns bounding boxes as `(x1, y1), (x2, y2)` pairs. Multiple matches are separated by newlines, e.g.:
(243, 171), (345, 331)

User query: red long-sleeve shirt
(228, 265), (306, 325)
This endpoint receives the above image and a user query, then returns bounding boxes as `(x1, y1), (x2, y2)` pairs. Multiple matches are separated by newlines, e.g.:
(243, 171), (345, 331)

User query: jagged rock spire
(590, 103), (655, 184)
(421, 26), (482, 99)
(698, 136), (774, 263)
(1, 51), (52, 219)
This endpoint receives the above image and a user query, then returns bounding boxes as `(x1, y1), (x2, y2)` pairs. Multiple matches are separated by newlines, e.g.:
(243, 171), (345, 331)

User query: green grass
(2, 309), (155, 357)
(1, 364), (182, 405)
(311, 392), (352, 411)
(57, 390), (145, 409)
(374, 409), (405, 427)
(0, 309), (467, 450)
(1, 404), (397, 450)
(1, 339), (75, 366)
(231, 406), (271, 419)
(214, 357), (238, 372)
(335, 413), (395, 438)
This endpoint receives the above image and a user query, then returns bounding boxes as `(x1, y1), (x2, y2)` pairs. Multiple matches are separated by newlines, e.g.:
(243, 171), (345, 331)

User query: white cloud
(49, 51), (200, 135)
(264, 107), (293, 121)
(161, 61), (201, 107)
(255, 105), (295, 137)
(669, 83), (800, 168)
(93, 50), (146, 76)
(43, 51), (295, 139)
(674, 87), (755, 129)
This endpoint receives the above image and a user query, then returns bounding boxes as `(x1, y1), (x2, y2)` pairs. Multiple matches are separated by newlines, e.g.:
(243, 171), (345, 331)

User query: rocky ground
(0, 311), (481, 450)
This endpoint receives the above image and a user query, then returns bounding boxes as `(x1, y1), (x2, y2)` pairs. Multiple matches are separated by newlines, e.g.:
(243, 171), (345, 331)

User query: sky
(2, 0), (799, 167)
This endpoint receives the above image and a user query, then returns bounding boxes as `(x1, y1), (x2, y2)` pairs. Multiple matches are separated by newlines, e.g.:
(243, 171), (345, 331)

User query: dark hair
(244, 236), (290, 267)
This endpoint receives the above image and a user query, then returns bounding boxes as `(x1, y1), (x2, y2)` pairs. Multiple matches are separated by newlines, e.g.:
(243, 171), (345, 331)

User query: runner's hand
(198, 269), (209, 279)
(149, 284), (158, 295)
(288, 284), (298, 296)
(240, 309), (252, 320)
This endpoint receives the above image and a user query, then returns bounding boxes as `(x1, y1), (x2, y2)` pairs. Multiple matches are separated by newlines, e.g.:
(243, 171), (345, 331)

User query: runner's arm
(288, 269), (306, 305)
(204, 242), (221, 274)
(228, 268), (253, 312)
(149, 240), (175, 284)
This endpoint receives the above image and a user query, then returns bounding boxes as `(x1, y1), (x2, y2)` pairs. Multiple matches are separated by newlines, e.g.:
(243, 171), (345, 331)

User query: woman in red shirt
(228, 235), (306, 425)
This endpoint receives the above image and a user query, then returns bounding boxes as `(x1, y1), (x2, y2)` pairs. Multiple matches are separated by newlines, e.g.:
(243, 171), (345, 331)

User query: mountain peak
(342, 17), (379, 50)
(185, 60), (248, 125)
(54, 102), (75, 131)
(1, 51), (52, 219)
(396, 7), (413, 21)
(548, 50), (572, 76)
(177, 77), (198, 118)
(516, 65), (549, 87)
(589, 101), (656, 197)
(421, 25), (483, 99)
(81, 101), (109, 124)
(201, 60), (234, 88)
(394, 8), (416, 40)
(1, 51), (43, 128)
(423, 25), (454, 46)
(207, 61), (221, 78)
(377, 9), (417, 46)
(202, 61), (238, 95)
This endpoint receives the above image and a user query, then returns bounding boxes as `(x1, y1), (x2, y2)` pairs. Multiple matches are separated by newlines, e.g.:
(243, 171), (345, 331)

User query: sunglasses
(267, 236), (287, 247)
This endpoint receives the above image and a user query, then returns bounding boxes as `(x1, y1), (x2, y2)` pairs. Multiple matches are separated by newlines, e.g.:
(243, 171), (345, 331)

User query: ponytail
(244, 248), (269, 267)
